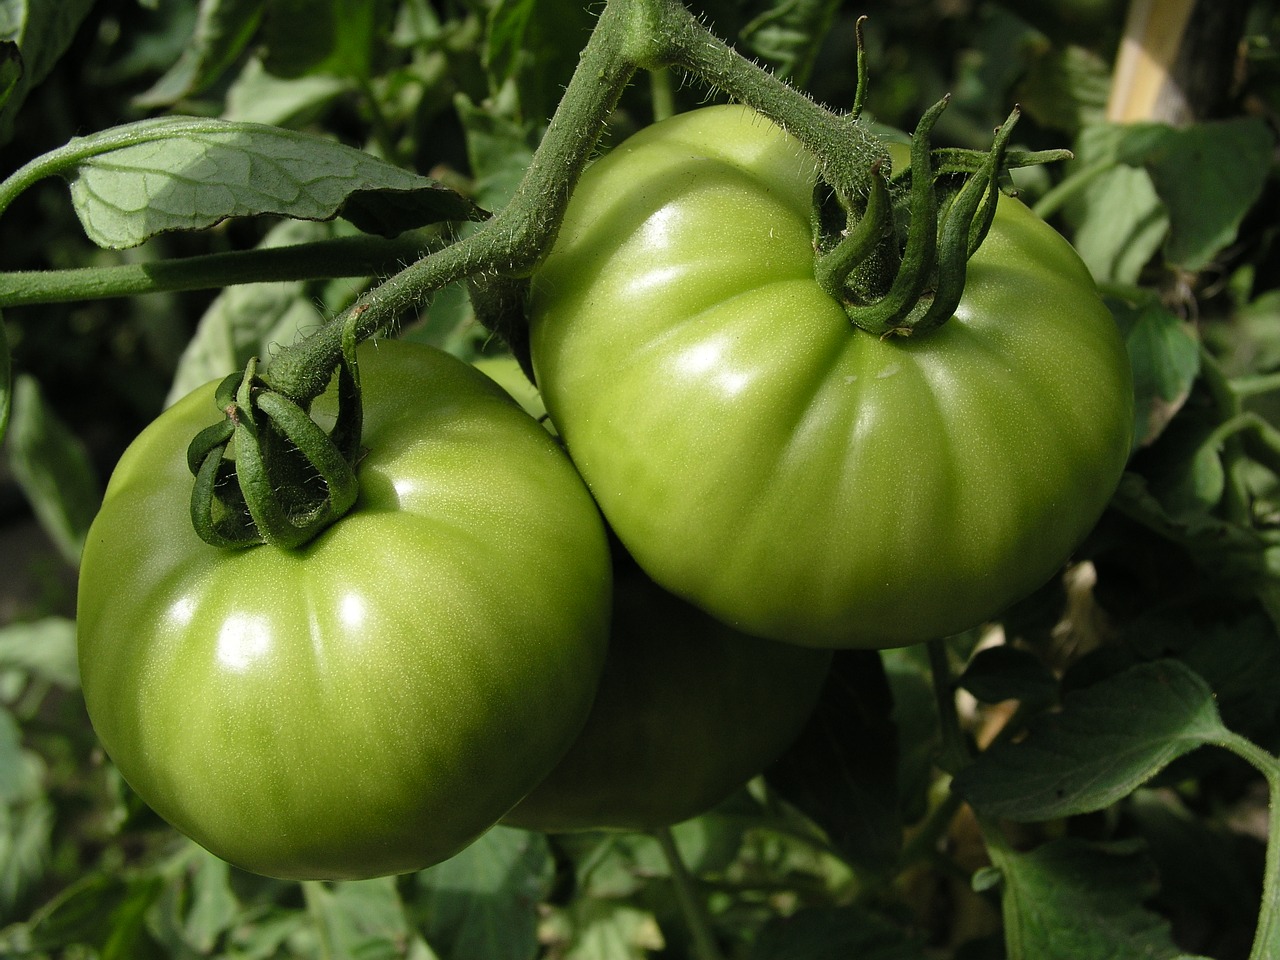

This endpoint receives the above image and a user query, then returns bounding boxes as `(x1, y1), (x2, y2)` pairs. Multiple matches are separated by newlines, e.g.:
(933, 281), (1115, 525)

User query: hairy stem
(0, 233), (435, 307)
(1215, 731), (1280, 960)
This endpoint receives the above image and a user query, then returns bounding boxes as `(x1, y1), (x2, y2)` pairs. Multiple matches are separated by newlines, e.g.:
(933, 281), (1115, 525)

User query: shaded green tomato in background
(476, 356), (833, 832)
(529, 105), (1134, 649)
(76, 341), (612, 880)
(502, 556), (833, 832)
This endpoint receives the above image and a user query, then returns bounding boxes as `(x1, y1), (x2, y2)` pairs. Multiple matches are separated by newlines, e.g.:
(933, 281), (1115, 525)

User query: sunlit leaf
(134, 0), (266, 107)
(60, 116), (481, 249)
(5, 375), (101, 566)
(0, 617), (78, 689)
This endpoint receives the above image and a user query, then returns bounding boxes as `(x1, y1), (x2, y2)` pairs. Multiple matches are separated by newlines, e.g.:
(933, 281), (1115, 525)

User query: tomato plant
(75, 340), (613, 881)
(529, 104), (1135, 649)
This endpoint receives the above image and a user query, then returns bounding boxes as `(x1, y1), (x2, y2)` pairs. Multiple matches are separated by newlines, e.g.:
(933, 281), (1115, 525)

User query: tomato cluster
(76, 105), (1132, 879)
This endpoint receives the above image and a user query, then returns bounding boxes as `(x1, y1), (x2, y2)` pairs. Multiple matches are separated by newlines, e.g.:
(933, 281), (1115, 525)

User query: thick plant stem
(635, 0), (885, 212)
(0, 234), (435, 307)
(654, 827), (725, 960)
(928, 639), (971, 775)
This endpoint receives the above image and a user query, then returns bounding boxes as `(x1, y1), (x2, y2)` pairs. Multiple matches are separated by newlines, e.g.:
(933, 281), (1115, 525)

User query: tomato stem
(654, 826), (727, 960)
(1214, 731), (1280, 960)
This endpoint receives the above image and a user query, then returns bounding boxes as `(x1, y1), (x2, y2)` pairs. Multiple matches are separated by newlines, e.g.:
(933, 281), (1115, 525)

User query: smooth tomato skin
(529, 105), (1134, 649)
(76, 340), (612, 880)
(474, 355), (832, 832)
(502, 561), (832, 832)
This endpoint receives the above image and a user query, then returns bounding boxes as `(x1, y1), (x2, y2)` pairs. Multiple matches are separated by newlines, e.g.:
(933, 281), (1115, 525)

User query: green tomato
(473, 354), (832, 832)
(77, 340), (612, 880)
(529, 105), (1134, 649)
(502, 556), (832, 832)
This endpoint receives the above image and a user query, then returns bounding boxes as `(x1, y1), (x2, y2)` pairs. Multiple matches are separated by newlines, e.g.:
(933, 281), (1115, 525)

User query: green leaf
(739, 0), (843, 88)
(486, 0), (593, 123)
(1067, 159), (1169, 284)
(750, 905), (927, 960)
(555, 899), (664, 960)
(990, 838), (1188, 960)
(62, 117), (481, 249)
(0, 617), (78, 689)
(1015, 43), (1111, 135)
(304, 876), (421, 960)
(0, 0), (96, 141)
(0, 712), (53, 916)
(1140, 118), (1275, 271)
(1108, 296), (1201, 449)
(958, 645), (1057, 708)
(165, 220), (334, 405)
(0, 41), (21, 118)
(764, 650), (902, 873)
(262, 0), (395, 81)
(134, 0), (266, 108)
(222, 55), (350, 126)
(456, 94), (538, 212)
(412, 826), (553, 960)
(0, 312), (9, 443)
(5, 375), (101, 566)
(24, 872), (165, 958)
(953, 660), (1227, 821)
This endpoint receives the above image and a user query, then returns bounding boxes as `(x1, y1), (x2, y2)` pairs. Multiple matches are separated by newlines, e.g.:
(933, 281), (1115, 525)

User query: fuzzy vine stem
(1213, 731), (1280, 960)
(0, 232), (436, 307)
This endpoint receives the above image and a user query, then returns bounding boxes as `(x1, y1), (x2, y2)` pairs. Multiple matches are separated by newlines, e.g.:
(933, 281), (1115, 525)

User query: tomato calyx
(186, 331), (365, 550)
(815, 101), (1056, 339)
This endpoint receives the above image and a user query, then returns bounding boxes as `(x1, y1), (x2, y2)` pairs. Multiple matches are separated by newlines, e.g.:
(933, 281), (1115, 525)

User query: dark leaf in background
(1108, 294), (1201, 449)
(765, 650), (902, 873)
(750, 905), (927, 960)
(0, 311), (9, 442)
(958, 645), (1058, 708)
(740, 0), (843, 89)
(261, 0), (396, 81)
(134, 0), (266, 108)
(0, 0), (96, 143)
(989, 838), (1199, 960)
(486, 0), (594, 124)
(411, 826), (552, 960)
(22, 872), (166, 959)
(954, 660), (1225, 821)
(1139, 119), (1275, 272)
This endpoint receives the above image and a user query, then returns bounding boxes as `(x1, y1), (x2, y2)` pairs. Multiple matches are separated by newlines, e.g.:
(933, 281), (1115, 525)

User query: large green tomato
(474, 355), (832, 832)
(76, 340), (612, 880)
(529, 105), (1133, 649)
(502, 556), (833, 832)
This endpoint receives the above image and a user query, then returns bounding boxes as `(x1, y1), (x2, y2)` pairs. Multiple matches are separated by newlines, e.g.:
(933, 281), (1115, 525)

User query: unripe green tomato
(528, 105), (1134, 649)
(77, 341), (612, 880)
(502, 558), (833, 832)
